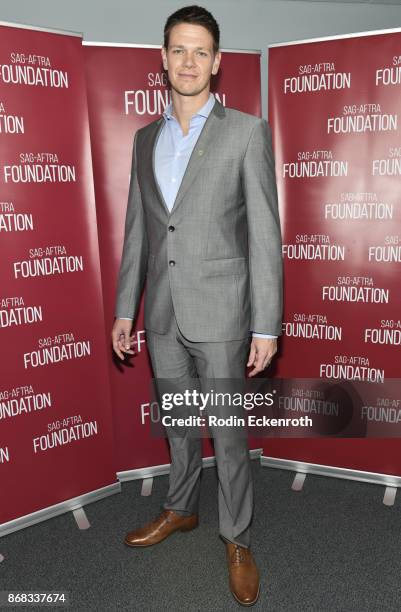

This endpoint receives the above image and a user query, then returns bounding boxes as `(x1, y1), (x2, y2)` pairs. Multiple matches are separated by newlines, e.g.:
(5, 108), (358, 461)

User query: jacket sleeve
(114, 131), (148, 320)
(241, 118), (283, 336)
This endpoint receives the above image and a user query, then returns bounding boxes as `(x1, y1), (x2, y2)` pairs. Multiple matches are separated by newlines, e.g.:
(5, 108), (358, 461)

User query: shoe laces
(232, 545), (247, 565)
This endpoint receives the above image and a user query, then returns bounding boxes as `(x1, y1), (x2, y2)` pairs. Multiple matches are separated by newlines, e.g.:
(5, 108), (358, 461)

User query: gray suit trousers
(146, 314), (253, 548)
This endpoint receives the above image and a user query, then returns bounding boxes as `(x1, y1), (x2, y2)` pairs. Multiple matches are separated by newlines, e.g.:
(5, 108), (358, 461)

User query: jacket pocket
(200, 256), (247, 277)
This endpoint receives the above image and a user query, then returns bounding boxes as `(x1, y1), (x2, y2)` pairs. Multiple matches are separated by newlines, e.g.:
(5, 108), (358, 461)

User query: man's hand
(247, 337), (277, 377)
(111, 318), (135, 360)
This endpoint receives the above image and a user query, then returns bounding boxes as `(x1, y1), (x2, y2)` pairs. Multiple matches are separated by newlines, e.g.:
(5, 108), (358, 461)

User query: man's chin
(171, 85), (208, 97)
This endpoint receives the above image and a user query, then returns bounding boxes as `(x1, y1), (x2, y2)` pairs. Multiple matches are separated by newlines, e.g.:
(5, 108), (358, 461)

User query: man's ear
(211, 50), (221, 76)
(161, 47), (168, 71)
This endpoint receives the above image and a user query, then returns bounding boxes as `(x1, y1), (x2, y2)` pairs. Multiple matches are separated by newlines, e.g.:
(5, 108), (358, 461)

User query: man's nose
(183, 52), (195, 67)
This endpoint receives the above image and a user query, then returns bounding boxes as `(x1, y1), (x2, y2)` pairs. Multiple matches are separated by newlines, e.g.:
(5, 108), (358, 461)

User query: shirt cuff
(252, 332), (277, 339)
(118, 317), (133, 320)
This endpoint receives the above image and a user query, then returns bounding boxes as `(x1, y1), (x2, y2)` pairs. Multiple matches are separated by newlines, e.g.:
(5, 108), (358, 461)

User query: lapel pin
(198, 149), (204, 156)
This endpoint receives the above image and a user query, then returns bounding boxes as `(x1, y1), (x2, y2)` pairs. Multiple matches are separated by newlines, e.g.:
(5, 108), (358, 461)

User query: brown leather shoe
(226, 542), (260, 606)
(124, 509), (198, 547)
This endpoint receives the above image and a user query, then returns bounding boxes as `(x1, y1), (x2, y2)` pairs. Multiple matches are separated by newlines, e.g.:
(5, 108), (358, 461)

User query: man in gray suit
(111, 5), (282, 606)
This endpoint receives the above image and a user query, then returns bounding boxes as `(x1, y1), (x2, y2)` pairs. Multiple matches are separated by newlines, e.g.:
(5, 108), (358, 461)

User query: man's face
(162, 22), (221, 97)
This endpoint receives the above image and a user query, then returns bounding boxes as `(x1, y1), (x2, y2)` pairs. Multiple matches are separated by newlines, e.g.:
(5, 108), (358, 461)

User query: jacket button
(169, 260), (176, 266)
(168, 225), (175, 232)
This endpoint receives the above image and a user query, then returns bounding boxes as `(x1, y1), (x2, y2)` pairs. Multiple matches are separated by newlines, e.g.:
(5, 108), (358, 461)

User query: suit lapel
(170, 99), (225, 215)
(142, 117), (170, 215)
(148, 98), (226, 217)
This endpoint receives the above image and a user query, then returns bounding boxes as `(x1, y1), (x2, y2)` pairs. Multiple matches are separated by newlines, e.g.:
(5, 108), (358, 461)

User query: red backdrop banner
(266, 31), (401, 472)
(0, 23), (117, 527)
(83, 44), (263, 472)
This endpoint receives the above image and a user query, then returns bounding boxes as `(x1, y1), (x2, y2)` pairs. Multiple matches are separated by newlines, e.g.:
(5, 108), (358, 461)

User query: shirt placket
(170, 120), (182, 209)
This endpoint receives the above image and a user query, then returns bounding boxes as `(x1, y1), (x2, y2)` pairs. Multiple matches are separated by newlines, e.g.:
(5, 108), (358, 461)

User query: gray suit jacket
(115, 99), (283, 342)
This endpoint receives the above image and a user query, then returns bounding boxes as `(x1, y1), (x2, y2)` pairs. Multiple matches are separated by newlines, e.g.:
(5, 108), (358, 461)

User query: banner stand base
(291, 472), (306, 491)
(117, 448), (262, 484)
(0, 481), (121, 538)
(141, 478), (154, 496)
(72, 507), (91, 530)
(261, 456), (401, 505)
(383, 486), (397, 506)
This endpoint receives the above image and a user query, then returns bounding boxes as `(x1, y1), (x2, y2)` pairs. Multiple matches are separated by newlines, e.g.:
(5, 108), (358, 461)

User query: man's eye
(173, 49), (183, 54)
(197, 51), (207, 57)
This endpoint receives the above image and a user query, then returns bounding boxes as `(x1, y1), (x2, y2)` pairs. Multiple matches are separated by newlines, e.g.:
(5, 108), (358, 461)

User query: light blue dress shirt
(154, 92), (216, 212)
(121, 92), (276, 340)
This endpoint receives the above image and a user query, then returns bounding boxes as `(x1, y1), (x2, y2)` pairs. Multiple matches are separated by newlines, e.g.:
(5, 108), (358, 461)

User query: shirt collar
(163, 92), (215, 121)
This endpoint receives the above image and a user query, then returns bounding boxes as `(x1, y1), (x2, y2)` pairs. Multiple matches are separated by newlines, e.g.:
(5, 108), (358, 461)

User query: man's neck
(170, 88), (211, 135)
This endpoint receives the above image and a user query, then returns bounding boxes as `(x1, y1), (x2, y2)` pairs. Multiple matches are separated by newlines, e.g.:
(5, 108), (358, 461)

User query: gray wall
(1, 0), (401, 115)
